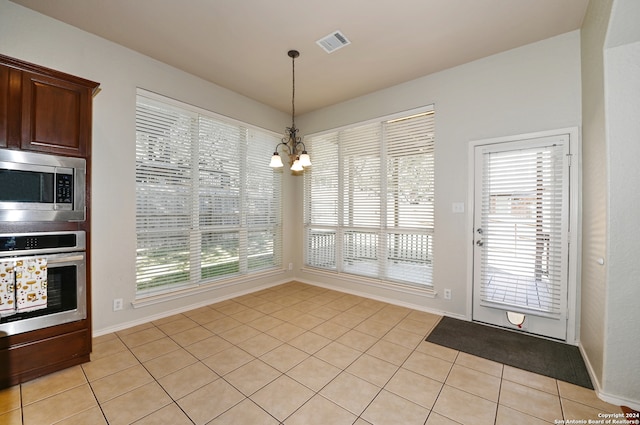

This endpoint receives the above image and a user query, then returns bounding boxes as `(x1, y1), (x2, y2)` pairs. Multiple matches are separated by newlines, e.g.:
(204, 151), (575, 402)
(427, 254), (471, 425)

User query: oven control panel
(0, 231), (85, 256)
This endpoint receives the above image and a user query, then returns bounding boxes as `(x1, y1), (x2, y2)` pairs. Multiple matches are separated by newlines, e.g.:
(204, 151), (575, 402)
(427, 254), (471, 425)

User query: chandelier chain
(291, 53), (296, 129)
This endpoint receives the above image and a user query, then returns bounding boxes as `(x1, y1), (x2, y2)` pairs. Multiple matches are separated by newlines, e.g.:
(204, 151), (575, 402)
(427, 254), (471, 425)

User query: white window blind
(304, 108), (435, 287)
(479, 143), (565, 315)
(135, 92), (281, 297)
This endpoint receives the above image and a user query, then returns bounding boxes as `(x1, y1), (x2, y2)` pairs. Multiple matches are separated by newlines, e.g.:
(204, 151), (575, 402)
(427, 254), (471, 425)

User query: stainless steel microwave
(0, 150), (86, 222)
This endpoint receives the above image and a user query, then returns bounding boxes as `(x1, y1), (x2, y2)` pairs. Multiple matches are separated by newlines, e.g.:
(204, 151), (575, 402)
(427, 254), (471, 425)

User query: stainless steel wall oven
(0, 231), (86, 336)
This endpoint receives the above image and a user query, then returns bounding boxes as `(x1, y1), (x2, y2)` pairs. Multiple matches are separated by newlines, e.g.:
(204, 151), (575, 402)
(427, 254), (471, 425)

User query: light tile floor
(0, 281), (622, 424)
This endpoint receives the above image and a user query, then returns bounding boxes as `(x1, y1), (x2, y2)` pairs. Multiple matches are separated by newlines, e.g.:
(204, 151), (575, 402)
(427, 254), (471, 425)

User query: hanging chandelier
(269, 49), (311, 173)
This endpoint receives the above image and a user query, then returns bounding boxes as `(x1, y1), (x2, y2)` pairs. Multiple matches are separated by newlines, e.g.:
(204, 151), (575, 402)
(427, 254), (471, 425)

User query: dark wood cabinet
(0, 65), (8, 148)
(0, 54), (98, 157)
(0, 322), (91, 388)
(0, 65), (22, 149)
(20, 71), (93, 156)
(0, 54), (99, 388)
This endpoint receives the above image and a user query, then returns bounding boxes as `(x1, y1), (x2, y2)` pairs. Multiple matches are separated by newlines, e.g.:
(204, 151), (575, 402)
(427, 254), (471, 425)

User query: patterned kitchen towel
(0, 260), (16, 317)
(15, 258), (48, 313)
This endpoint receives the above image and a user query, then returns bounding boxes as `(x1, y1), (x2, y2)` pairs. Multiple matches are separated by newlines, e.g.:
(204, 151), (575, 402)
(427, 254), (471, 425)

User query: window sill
(132, 268), (287, 309)
(300, 266), (437, 298)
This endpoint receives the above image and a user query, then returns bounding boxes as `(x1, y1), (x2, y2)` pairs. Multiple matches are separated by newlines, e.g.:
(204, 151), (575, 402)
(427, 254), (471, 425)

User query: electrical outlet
(113, 298), (123, 311)
(288, 263), (293, 271)
(443, 289), (452, 300)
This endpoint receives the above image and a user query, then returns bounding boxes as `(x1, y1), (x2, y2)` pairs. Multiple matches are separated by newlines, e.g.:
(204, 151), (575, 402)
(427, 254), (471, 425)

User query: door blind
(479, 142), (566, 315)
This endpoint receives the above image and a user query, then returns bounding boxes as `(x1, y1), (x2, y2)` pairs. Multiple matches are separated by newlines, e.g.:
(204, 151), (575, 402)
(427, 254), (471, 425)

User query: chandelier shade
(269, 50), (311, 174)
(269, 152), (284, 168)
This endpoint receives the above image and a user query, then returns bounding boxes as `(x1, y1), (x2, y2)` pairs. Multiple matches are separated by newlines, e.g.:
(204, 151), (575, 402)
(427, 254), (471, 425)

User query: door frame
(466, 127), (581, 344)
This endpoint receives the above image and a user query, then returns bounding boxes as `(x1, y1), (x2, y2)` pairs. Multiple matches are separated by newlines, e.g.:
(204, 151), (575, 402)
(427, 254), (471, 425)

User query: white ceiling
(11, 0), (589, 115)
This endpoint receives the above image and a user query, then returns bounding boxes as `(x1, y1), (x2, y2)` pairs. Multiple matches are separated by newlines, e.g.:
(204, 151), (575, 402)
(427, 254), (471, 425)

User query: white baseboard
(579, 342), (640, 411)
(295, 276), (465, 321)
(92, 279), (287, 337)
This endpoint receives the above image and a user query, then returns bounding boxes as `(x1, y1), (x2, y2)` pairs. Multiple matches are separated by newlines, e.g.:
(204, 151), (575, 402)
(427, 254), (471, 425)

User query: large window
(304, 108), (435, 287)
(135, 91), (282, 297)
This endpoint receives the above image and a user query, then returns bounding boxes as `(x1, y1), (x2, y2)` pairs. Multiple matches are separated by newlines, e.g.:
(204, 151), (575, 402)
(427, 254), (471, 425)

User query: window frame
(303, 106), (435, 288)
(134, 89), (283, 299)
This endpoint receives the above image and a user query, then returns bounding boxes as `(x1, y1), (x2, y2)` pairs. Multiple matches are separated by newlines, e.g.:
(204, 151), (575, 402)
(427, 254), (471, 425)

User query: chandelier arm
(294, 140), (307, 152)
(274, 141), (293, 156)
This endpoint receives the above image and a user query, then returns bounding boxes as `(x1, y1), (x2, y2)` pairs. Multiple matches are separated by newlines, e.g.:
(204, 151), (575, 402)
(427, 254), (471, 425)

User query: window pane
(136, 98), (196, 295)
(248, 229), (278, 271)
(305, 228), (337, 270)
(136, 232), (192, 295)
(304, 133), (339, 226)
(199, 117), (241, 228)
(386, 112), (435, 229)
(246, 130), (283, 271)
(342, 124), (381, 228)
(201, 231), (239, 280)
(304, 108), (435, 287)
(386, 232), (432, 285)
(343, 231), (379, 277)
(135, 91), (282, 296)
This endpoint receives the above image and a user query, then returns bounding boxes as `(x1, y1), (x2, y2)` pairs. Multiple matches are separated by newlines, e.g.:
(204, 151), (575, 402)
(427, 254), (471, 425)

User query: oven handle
(1, 252), (85, 263)
(46, 255), (85, 264)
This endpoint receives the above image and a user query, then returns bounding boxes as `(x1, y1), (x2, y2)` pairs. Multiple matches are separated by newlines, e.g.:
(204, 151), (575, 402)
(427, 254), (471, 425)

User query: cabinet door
(0, 65), (8, 148)
(0, 65), (23, 149)
(21, 71), (92, 156)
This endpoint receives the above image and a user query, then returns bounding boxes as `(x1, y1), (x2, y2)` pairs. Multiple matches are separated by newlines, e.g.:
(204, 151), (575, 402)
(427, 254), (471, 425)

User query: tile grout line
(277, 309), (408, 423)
(96, 330), (166, 424)
(492, 358), (505, 425)
(425, 348), (462, 425)
(10, 283), (621, 424)
(80, 359), (110, 425)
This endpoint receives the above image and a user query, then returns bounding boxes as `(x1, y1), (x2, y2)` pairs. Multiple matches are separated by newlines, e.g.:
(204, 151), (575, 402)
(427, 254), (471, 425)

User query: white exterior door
(472, 130), (578, 341)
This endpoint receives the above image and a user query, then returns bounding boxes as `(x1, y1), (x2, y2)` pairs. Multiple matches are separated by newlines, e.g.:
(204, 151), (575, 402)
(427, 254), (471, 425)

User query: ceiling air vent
(316, 30), (351, 53)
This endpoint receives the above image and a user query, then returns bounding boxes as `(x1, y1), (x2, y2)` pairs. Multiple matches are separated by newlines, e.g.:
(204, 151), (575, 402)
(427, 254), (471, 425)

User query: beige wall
(0, 0), (293, 334)
(297, 31), (582, 324)
(580, 0), (640, 409)
(580, 0), (613, 392)
(602, 0), (640, 406)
